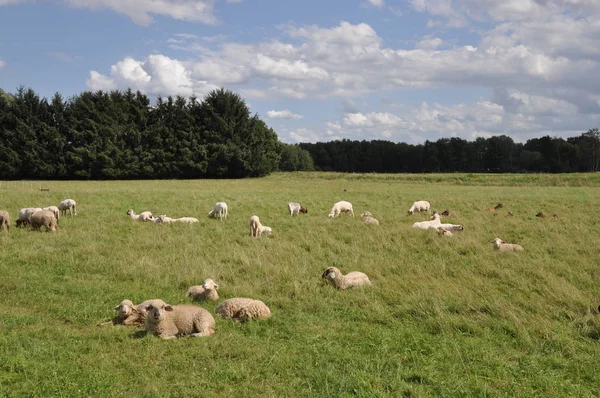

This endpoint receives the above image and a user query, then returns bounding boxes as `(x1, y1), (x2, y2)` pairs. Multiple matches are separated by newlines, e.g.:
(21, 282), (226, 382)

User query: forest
(0, 86), (598, 179)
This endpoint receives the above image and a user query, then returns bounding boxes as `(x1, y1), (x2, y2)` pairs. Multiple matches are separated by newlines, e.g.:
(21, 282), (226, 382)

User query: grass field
(1, 172), (600, 397)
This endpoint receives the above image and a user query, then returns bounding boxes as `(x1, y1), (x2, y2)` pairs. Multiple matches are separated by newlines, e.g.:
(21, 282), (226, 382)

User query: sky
(1, 0), (599, 145)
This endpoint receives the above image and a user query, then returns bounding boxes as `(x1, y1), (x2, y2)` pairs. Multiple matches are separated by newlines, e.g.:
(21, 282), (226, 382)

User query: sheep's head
(114, 299), (135, 318)
(262, 226), (273, 236)
(202, 279), (218, 291)
(535, 212), (544, 218)
(495, 203), (504, 210)
(441, 210), (450, 217)
(127, 209), (134, 216)
(407, 210), (414, 215)
(300, 207), (308, 213)
(361, 211), (373, 218)
(430, 212), (440, 221)
(490, 238), (503, 248)
(145, 300), (173, 322)
(321, 267), (340, 281)
(327, 213), (334, 218)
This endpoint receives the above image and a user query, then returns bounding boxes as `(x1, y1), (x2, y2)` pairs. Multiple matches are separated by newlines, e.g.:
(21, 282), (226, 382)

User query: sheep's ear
(164, 305), (174, 312)
(114, 306), (120, 311)
(214, 284), (219, 289)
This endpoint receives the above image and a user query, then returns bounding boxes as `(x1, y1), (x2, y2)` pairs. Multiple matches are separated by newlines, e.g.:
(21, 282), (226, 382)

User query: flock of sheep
(0, 196), (528, 340)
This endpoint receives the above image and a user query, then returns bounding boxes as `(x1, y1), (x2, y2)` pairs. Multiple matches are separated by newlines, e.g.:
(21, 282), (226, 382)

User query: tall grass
(1, 172), (600, 397)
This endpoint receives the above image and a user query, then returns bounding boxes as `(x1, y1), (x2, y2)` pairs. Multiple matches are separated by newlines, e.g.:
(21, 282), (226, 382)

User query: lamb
(58, 199), (77, 217)
(259, 225), (272, 236)
(43, 206), (60, 221)
(154, 215), (199, 224)
(490, 237), (524, 253)
(328, 201), (354, 218)
(0, 210), (9, 231)
(98, 299), (155, 327)
(536, 212), (558, 219)
(215, 298), (272, 322)
(435, 223), (464, 232)
(144, 299), (215, 339)
(249, 215), (262, 237)
(127, 209), (154, 222)
(361, 212), (379, 225)
(288, 202), (308, 216)
(30, 210), (58, 232)
(186, 279), (219, 302)
(486, 203), (503, 211)
(437, 228), (453, 237)
(407, 200), (431, 215)
(208, 202), (228, 220)
(321, 266), (372, 290)
(412, 212), (441, 230)
(16, 207), (42, 227)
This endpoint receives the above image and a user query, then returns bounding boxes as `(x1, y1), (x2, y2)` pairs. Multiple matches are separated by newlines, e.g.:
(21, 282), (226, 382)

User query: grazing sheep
(322, 267), (372, 290)
(249, 215), (262, 237)
(412, 212), (441, 230)
(16, 207), (42, 227)
(361, 212), (379, 225)
(58, 199), (77, 217)
(0, 210), (10, 231)
(30, 210), (58, 232)
(208, 202), (228, 220)
(259, 225), (273, 236)
(43, 206), (60, 221)
(127, 209), (154, 222)
(288, 202), (308, 216)
(490, 237), (524, 253)
(215, 298), (272, 322)
(144, 299), (215, 339)
(486, 203), (503, 211)
(328, 201), (354, 218)
(407, 201), (431, 215)
(536, 212), (559, 219)
(187, 279), (219, 302)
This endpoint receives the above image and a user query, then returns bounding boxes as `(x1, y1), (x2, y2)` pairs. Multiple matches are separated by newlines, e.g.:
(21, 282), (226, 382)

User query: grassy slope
(1, 173), (600, 397)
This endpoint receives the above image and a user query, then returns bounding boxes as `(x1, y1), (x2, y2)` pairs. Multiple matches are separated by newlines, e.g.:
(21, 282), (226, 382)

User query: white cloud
(266, 109), (303, 120)
(365, 0), (385, 8)
(0, 59), (5, 68)
(0, 0), (26, 5)
(416, 36), (443, 50)
(286, 21), (381, 46)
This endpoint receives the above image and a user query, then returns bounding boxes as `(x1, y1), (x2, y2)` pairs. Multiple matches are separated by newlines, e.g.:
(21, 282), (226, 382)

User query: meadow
(1, 172), (600, 397)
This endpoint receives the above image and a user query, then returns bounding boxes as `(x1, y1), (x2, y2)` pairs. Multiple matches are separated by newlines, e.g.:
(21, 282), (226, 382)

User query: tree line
(0, 86), (598, 179)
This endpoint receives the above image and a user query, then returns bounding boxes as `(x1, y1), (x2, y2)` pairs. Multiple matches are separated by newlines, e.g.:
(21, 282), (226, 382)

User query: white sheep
(144, 299), (215, 339)
(321, 267), (372, 290)
(154, 215), (199, 224)
(407, 200), (431, 215)
(259, 225), (272, 236)
(288, 202), (308, 216)
(249, 215), (262, 237)
(43, 206), (60, 221)
(436, 227), (453, 237)
(127, 209), (154, 222)
(0, 210), (10, 231)
(58, 199), (77, 217)
(175, 217), (199, 224)
(16, 207), (42, 227)
(360, 212), (379, 225)
(215, 298), (272, 322)
(491, 237), (524, 253)
(436, 223), (464, 232)
(186, 279), (219, 302)
(99, 299), (155, 327)
(328, 201), (354, 218)
(208, 202), (228, 220)
(412, 212), (441, 230)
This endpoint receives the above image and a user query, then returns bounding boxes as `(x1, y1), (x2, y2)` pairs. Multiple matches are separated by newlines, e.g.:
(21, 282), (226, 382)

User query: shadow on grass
(130, 330), (149, 339)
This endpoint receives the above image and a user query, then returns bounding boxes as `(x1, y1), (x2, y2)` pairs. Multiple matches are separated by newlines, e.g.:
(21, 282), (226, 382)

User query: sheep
(441, 209), (450, 217)
(30, 210), (58, 232)
(16, 207), (42, 227)
(361, 212), (379, 225)
(127, 209), (154, 222)
(328, 201), (354, 218)
(436, 223), (464, 232)
(259, 225), (272, 236)
(58, 199), (77, 217)
(208, 202), (228, 220)
(407, 200), (431, 215)
(437, 228), (453, 237)
(43, 206), (60, 221)
(154, 215), (199, 224)
(98, 299), (155, 327)
(412, 212), (441, 230)
(215, 298), (272, 322)
(288, 202), (308, 216)
(175, 217), (199, 224)
(186, 279), (219, 302)
(536, 212), (559, 219)
(321, 266), (372, 290)
(249, 215), (262, 237)
(490, 237), (524, 253)
(486, 203), (503, 211)
(144, 299), (215, 339)
(0, 210), (10, 231)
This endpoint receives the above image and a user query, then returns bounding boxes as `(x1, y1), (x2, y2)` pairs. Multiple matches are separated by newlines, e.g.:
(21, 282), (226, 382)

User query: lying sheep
(145, 299), (215, 339)
(486, 203), (503, 211)
(328, 201), (354, 218)
(321, 266), (371, 290)
(208, 202), (228, 220)
(0, 210), (9, 231)
(127, 209), (154, 222)
(536, 212), (558, 219)
(215, 298), (272, 322)
(98, 299), (155, 327)
(30, 210), (58, 232)
(288, 202), (308, 216)
(436, 223), (464, 232)
(407, 200), (430, 215)
(437, 228), (453, 237)
(16, 207), (42, 227)
(491, 237), (524, 253)
(249, 215), (262, 237)
(412, 212), (441, 230)
(58, 199), (77, 217)
(154, 215), (199, 224)
(187, 279), (219, 302)
(361, 212), (379, 225)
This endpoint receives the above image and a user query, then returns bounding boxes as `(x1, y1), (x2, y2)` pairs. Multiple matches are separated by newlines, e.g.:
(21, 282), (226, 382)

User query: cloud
(0, 59), (5, 68)
(48, 52), (83, 63)
(266, 109), (303, 120)
(365, 0), (385, 8)
(416, 36), (443, 50)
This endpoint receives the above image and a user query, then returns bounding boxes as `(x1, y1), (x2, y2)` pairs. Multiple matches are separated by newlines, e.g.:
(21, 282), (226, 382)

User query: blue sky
(1, 0), (599, 144)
